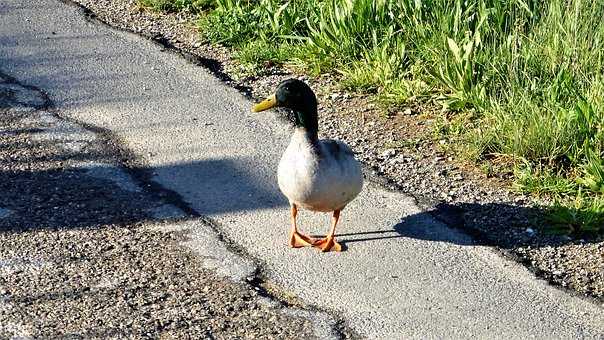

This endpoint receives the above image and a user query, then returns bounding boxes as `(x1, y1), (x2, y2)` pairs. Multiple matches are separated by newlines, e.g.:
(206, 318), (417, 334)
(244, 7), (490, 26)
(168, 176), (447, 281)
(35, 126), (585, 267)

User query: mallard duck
(252, 79), (363, 252)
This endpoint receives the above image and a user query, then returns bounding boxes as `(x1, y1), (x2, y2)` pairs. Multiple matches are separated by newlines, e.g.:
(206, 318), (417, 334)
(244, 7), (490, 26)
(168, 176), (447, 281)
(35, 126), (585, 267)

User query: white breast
(278, 129), (363, 212)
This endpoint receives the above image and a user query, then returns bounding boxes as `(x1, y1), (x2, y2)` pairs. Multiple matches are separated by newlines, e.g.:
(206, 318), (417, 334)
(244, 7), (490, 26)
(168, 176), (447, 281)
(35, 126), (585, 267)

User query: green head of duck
(252, 79), (318, 135)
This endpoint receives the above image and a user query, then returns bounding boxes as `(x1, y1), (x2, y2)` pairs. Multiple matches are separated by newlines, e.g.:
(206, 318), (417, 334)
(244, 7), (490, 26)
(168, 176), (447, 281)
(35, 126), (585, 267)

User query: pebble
(381, 148), (397, 159)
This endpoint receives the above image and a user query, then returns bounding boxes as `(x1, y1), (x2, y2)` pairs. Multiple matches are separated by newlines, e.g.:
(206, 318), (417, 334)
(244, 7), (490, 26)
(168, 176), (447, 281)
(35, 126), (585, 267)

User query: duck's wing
(318, 139), (355, 161)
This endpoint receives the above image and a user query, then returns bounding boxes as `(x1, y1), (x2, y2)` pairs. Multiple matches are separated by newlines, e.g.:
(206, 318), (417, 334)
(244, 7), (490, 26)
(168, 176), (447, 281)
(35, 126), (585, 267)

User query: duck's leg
(313, 210), (342, 252)
(288, 203), (315, 248)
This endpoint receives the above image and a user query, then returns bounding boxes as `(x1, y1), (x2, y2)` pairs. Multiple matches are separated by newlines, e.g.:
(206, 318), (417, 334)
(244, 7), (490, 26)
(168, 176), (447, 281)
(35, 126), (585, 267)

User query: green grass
(141, 0), (604, 235)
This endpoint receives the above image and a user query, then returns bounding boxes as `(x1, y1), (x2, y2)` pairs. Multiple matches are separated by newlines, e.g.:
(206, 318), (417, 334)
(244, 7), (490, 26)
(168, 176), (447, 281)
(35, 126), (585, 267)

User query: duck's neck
(293, 126), (318, 143)
(293, 108), (318, 142)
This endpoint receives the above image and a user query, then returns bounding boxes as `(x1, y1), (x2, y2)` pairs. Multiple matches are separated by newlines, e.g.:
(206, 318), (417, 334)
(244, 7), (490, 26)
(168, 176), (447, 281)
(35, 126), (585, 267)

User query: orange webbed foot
(313, 236), (342, 252)
(289, 231), (316, 248)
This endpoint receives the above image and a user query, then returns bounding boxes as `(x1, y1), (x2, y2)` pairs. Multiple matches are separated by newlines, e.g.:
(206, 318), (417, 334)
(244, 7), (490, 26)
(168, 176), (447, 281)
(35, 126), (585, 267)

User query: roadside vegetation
(138, 0), (604, 235)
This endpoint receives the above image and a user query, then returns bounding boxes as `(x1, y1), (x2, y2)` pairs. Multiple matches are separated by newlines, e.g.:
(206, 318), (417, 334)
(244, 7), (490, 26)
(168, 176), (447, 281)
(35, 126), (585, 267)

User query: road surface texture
(1, 0), (604, 339)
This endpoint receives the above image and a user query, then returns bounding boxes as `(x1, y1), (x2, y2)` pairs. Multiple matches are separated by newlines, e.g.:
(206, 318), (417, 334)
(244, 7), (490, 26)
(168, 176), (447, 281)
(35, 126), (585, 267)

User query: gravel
(62, 0), (604, 302)
(0, 72), (328, 338)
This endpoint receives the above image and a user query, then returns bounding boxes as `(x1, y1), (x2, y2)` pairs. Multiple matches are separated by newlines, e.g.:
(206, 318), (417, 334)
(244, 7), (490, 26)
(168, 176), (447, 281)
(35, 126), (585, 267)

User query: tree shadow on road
(0, 155), (286, 232)
(0, 79), (286, 232)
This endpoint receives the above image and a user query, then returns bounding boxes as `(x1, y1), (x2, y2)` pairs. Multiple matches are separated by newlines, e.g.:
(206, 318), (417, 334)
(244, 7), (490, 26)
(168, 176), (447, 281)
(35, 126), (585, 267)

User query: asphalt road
(2, 0), (604, 338)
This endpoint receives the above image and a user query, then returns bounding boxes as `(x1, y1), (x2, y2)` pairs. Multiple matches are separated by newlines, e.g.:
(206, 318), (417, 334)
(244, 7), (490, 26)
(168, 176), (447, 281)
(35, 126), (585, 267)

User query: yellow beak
(252, 94), (277, 112)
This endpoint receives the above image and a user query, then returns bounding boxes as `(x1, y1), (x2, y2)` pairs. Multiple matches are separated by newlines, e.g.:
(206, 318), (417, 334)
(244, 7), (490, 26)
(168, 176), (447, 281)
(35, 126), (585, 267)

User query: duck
(252, 79), (363, 252)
